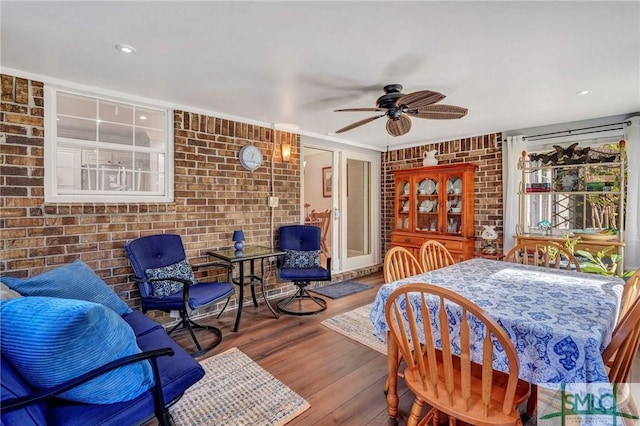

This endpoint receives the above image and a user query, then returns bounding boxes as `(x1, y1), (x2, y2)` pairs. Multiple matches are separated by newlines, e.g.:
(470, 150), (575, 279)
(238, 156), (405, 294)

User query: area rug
(309, 280), (372, 299)
(321, 303), (387, 355)
(170, 347), (310, 425)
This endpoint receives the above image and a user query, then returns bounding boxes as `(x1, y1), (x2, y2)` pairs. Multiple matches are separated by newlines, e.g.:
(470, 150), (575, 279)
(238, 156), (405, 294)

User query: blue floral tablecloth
(370, 258), (624, 384)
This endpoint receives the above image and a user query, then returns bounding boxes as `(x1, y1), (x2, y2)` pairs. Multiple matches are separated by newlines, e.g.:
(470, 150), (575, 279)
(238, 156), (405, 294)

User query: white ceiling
(2, 1), (639, 151)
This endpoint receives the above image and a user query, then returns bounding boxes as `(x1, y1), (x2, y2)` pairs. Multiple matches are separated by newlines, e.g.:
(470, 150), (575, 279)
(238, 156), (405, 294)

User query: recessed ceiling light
(115, 44), (136, 54)
(326, 132), (336, 136)
(139, 115), (147, 121)
(576, 90), (590, 95)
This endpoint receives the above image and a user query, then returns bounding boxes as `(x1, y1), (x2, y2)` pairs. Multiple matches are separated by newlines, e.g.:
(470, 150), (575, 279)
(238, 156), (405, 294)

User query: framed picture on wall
(322, 167), (332, 198)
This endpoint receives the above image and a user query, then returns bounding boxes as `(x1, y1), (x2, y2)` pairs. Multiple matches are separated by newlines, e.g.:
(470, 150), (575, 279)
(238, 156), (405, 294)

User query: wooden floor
(171, 271), (640, 425)
(172, 271), (417, 425)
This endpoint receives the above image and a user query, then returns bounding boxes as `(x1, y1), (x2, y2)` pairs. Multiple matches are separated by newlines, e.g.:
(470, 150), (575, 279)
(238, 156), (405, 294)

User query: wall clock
(239, 144), (263, 171)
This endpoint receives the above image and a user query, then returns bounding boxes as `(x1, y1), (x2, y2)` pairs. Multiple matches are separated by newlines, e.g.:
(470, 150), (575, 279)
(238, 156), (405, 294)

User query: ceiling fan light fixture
(386, 115), (411, 137)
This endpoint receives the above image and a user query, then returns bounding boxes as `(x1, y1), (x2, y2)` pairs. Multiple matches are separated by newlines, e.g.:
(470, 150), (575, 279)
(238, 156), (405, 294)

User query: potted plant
(575, 246), (620, 276)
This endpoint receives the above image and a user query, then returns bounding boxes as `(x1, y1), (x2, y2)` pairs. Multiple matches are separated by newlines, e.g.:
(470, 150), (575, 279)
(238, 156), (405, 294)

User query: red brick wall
(381, 134), (504, 254)
(0, 74), (302, 321)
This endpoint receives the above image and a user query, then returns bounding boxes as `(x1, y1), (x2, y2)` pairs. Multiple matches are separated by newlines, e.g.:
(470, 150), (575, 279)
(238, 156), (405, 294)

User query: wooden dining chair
(602, 296), (640, 424)
(382, 247), (424, 396)
(310, 209), (331, 255)
(383, 246), (423, 283)
(419, 240), (455, 272)
(504, 241), (581, 271)
(604, 296), (640, 383)
(385, 283), (530, 426)
(620, 269), (640, 321)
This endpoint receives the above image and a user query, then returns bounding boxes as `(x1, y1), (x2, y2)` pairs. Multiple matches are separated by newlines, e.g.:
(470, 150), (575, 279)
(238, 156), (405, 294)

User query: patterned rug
(321, 303), (387, 355)
(309, 280), (372, 299)
(170, 347), (310, 425)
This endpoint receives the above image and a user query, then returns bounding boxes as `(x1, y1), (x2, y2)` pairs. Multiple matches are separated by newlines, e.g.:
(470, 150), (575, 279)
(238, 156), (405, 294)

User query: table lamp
(232, 230), (245, 250)
(481, 225), (498, 255)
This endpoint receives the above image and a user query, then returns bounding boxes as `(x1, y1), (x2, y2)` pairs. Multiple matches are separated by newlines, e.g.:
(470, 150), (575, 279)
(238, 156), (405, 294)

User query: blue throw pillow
(0, 297), (154, 404)
(145, 259), (196, 298)
(0, 259), (131, 315)
(283, 249), (321, 268)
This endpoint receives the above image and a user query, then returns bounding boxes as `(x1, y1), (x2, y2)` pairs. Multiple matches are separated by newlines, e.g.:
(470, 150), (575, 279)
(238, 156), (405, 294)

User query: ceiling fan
(334, 84), (468, 137)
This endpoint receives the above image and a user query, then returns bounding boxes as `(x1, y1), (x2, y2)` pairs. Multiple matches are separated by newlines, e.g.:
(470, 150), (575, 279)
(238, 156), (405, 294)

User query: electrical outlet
(268, 196), (279, 207)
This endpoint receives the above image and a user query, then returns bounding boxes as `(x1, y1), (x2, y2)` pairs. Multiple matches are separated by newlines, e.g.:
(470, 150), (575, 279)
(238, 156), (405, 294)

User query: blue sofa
(0, 261), (205, 426)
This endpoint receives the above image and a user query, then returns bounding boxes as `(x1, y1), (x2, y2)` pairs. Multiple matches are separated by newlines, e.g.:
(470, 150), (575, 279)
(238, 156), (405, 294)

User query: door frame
(301, 141), (380, 273)
(338, 150), (380, 271)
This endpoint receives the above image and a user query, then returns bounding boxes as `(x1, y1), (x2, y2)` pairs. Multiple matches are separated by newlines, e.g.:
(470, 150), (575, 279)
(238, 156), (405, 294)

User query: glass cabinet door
(415, 176), (439, 232)
(396, 178), (410, 231)
(445, 174), (463, 234)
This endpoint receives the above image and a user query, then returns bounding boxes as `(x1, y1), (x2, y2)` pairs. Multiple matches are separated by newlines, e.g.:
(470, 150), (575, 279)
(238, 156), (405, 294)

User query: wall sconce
(281, 142), (291, 162)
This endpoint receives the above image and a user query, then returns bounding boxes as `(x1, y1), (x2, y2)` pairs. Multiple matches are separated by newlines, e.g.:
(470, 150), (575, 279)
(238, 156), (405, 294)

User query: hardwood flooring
(172, 271), (416, 425)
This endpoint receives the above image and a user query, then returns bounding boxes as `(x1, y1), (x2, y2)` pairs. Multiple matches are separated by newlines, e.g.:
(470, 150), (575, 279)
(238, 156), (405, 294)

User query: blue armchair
(276, 225), (331, 315)
(125, 234), (234, 357)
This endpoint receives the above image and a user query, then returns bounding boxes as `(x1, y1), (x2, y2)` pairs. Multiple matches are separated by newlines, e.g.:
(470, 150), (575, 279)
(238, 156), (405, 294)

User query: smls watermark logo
(537, 382), (639, 425)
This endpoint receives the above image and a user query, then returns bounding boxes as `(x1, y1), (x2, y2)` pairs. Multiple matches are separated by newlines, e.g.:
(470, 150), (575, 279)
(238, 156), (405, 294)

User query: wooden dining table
(369, 258), (625, 419)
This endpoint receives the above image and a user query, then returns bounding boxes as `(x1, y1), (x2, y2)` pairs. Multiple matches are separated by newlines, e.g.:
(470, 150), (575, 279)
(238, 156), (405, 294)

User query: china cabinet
(515, 141), (626, 275)
(391, 163), (477, 262)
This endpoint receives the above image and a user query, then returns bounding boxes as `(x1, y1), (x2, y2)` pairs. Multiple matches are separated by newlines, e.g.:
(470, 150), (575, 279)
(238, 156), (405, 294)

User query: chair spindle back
(383, 246), (423, 283)
(504, 242), (581, 271)
(419, 240), (455, 272)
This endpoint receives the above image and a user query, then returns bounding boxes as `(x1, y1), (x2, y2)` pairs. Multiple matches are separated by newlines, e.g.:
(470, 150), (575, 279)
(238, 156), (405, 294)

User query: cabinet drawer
(437, 240), (464, 252)
(391, 234), (423, 247)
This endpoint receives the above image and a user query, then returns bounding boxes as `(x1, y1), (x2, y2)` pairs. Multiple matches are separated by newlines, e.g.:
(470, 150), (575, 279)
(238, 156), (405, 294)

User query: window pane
(56, 148), (82, 190)
(57, 92), (96, 119)
(57, 116), (96, 141)
(143, 129), (165, 149)
(136, 108), (165, 129)
(99, 100), (133, 125)
(99, 122), (134, 145)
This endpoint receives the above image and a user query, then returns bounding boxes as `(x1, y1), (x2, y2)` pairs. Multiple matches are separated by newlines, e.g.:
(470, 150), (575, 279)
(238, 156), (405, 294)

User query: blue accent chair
(125, 234), (235, 357)
(276, 225), (331, 315)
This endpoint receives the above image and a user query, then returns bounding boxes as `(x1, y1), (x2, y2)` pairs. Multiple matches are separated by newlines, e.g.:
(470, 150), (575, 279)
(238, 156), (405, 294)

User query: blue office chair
(125, 234), (234, 357)
(276, 225), (331, 315)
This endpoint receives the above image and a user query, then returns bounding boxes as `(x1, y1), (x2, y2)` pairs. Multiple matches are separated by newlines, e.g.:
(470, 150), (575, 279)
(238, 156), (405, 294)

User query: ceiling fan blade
(335, 114), (386, 133)
(397, 90), (445, 109)
(407, 104), (468, 120)
(334, 107), (387, 112)
(386, 115), (412, 137)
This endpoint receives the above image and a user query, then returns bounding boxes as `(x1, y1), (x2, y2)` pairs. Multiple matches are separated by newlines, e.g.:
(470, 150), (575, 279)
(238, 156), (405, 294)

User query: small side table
(207, 245), (284, 332)
(474, 251), (503, 261)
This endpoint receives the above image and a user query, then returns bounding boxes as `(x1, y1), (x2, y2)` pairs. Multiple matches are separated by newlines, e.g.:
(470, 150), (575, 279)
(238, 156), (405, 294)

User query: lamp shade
(232, 230), (245, 250)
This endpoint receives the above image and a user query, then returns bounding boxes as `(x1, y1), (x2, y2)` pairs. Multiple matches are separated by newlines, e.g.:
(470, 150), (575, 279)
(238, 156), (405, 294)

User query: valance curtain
(503, 116), (639, 270)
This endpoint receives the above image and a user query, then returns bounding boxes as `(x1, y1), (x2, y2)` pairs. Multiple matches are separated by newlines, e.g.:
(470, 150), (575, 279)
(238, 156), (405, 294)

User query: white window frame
(44, 86), (174, 203)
